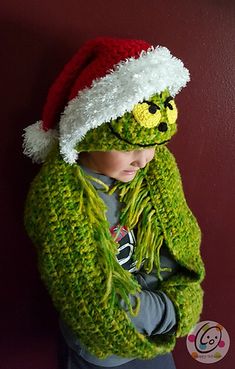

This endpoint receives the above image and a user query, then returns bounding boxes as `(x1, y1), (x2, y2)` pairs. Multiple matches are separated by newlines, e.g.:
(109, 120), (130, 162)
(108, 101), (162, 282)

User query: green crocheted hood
(23, 37), (190, 164)
(24, 144), (205, 359)
(75, 89), (177, 153)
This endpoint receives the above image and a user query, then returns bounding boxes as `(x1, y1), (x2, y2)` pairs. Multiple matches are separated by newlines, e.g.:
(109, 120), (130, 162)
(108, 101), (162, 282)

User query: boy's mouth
(123, 170), (138, 175)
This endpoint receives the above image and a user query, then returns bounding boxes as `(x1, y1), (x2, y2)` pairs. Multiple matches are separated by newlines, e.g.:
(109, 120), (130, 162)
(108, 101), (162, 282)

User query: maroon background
(1, 1), (234, 368)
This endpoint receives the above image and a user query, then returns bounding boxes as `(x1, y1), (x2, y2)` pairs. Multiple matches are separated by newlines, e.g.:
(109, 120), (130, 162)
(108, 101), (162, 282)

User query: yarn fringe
(75, 165), (141, 316)
(109, 166), (164, 280)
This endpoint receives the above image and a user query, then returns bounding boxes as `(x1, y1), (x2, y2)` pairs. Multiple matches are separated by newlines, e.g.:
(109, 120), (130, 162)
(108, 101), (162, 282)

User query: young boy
(23, 37), (205, 369)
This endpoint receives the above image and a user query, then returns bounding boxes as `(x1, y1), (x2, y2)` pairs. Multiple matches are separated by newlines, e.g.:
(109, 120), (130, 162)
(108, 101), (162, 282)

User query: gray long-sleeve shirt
(60, 166), (179, 367)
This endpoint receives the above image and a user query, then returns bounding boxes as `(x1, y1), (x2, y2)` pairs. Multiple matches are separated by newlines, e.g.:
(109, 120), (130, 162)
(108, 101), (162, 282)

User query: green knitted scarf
(24, 144), (205, 359)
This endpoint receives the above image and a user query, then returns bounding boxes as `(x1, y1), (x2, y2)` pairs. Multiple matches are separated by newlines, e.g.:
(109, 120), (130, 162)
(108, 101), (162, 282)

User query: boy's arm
(119, 240), (180, 336)
(120, 288), (176, 336)
(24, 150), (177, 359)
(146, 146), (205, 337)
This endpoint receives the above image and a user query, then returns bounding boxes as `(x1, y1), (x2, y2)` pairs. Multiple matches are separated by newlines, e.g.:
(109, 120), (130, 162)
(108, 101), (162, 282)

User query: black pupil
(148, 104), (158, 114)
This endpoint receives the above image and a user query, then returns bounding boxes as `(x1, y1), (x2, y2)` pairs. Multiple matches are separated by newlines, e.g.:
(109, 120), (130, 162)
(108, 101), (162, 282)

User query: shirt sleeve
(119, 288), (177, 336)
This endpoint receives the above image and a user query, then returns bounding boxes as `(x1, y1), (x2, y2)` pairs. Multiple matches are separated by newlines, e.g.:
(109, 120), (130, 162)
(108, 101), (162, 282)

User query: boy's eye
(132, 101), (161, 128)
(165, 100), (178, 124)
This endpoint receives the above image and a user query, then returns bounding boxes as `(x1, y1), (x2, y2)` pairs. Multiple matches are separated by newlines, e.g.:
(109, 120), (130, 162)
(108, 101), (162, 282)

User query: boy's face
(79, 148), (155, 182)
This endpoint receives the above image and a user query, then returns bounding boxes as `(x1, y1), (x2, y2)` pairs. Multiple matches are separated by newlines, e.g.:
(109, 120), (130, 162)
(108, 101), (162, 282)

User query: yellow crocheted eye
(166, 100), (178, 125)
(132, 101), (161, 128)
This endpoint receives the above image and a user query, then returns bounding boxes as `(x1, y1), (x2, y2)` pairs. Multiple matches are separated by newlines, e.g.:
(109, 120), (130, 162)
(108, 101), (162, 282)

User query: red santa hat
(23, 37), (190, 164)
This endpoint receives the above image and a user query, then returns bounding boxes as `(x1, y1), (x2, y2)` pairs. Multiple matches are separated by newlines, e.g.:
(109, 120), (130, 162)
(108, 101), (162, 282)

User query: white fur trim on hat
(23, 121), (58, 163)
(59, 46), (190, 163)
(23, 46), (190, 164)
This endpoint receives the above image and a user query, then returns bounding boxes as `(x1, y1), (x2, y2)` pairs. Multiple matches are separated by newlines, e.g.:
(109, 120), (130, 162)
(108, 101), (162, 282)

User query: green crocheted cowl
(24, 144), (205, 359)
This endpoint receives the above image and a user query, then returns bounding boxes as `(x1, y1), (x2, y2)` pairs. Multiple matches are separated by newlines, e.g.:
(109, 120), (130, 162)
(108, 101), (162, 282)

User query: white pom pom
(23, 121), (58, 163)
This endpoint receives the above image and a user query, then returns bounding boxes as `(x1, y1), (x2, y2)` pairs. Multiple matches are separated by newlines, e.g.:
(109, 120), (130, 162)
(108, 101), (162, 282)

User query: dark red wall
(1, 1), (234, 368)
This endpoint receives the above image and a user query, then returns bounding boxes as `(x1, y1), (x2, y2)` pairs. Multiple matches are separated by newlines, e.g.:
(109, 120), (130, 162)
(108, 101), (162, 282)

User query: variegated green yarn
(76, 91), (177, 153)
(24, 144), (204, 359)
(114, 145), (205, 337)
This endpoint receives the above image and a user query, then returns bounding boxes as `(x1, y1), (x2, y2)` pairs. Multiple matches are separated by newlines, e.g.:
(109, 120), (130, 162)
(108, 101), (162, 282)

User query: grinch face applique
(109, 90), (178, 147)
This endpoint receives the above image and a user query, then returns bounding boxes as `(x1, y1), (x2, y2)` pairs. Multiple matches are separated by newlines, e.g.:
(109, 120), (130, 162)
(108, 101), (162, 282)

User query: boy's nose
(132, 152), (149, 168)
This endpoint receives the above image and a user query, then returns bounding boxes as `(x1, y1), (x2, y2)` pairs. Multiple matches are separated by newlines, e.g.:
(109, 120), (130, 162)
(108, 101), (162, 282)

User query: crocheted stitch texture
(24, 145), (205, 359)
(76, 90), (177, 153)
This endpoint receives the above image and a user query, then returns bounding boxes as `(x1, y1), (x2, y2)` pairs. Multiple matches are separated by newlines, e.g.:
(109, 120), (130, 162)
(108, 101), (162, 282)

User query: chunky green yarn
(76, 90), (177, 153)
(113, 146), (205, 337)
(24, 144), (204, 359)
